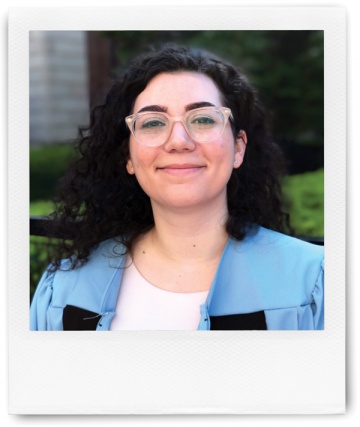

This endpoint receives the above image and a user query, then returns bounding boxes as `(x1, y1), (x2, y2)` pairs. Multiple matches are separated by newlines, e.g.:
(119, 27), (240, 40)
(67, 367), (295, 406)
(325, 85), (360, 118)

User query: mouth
(157, 164), (206, 175)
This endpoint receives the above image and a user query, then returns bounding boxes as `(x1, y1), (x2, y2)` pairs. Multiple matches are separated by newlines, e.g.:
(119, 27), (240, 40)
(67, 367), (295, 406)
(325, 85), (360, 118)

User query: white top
(110, 259), (209, 330)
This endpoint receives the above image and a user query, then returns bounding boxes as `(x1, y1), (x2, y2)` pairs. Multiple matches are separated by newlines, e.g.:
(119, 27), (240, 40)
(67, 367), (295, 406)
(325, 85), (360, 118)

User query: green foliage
(282, 168), (324, 237)
(30, 200), (56, 216)
(30, 143), (78, 201)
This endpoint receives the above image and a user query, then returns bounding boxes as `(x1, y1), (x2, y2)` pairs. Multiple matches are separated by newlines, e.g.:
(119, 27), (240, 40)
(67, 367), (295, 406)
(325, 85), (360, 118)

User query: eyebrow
(136, 101), (216, 114)
(185, 102), (215, 111)
(137, 105), (168, 114)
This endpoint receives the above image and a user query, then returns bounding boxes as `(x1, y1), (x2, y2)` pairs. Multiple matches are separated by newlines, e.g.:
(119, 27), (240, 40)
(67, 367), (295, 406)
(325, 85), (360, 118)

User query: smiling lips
(157, 164), (205, 175)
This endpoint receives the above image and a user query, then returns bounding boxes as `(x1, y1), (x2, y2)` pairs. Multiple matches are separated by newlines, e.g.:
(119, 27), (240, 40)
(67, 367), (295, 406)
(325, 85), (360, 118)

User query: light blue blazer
(30, 226), (324, 331)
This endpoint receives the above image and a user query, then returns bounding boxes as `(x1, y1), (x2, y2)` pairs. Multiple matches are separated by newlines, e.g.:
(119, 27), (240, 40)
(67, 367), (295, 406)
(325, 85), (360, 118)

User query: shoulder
(53, 238), (127, 276)
(210, 225), (324, 314)
(227, 225), (323, 269)
(244, 224), (323, 250)
(31, 237), (127, 330)
(245, 226), (324, 294)
(51, 237), (126, 293)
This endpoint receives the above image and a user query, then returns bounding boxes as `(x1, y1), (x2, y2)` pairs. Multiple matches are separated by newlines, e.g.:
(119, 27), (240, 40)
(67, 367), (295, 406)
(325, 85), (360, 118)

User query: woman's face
(126, 71), (246, 213)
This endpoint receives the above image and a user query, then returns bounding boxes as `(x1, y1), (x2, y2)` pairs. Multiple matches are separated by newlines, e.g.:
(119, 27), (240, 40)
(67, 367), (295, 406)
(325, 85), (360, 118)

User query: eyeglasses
(125, 106), (233, 147)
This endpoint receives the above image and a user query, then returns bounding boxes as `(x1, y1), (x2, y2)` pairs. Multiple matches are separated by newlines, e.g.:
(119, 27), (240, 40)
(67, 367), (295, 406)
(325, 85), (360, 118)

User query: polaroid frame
(8, 6), (345, 414)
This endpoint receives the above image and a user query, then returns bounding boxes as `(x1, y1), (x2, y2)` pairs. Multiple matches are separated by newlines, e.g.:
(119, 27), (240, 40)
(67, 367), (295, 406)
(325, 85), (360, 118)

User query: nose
(163, 120), (196, 152)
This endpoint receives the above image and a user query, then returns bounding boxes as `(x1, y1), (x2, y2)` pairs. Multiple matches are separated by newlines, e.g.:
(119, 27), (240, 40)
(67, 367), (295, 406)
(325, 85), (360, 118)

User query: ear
(126, 158), (135, 175)
(233, 130), (247, 169)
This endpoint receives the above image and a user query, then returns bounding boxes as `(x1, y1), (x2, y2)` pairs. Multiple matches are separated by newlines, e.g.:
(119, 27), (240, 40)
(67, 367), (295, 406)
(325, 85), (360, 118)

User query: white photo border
(9, 6), (345, 414)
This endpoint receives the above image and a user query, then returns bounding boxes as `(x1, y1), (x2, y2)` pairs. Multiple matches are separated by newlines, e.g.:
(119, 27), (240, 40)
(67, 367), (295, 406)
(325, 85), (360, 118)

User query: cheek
(132, 154), (153, 171)
(213, 137), (236, 162)
(129, 143), (156, 174)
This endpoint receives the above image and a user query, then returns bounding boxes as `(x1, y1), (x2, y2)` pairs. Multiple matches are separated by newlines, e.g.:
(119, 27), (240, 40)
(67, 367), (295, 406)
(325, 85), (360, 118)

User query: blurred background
(30, 30), (324, 298)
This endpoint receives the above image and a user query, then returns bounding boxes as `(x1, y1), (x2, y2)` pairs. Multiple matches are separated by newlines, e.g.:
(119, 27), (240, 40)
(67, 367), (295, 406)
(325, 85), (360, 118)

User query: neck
(147, 201), (229, 263)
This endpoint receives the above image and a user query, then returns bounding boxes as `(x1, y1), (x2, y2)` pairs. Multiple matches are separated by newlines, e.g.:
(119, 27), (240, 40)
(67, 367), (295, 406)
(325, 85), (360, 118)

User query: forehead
(133, 71), (224, 113)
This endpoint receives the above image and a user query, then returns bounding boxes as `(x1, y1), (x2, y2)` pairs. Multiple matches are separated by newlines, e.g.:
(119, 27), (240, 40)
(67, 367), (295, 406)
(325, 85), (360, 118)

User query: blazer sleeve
(30, 266), (55, 331)
(311, 258), (324, 330)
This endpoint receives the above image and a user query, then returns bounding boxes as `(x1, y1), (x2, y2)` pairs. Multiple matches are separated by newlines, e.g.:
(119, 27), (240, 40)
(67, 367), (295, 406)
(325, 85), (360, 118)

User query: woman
(30, 44), (324, 331)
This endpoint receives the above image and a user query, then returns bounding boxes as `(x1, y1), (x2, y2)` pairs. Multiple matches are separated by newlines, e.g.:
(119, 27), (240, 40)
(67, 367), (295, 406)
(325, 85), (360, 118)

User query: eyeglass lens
(132, 108), (227, 146)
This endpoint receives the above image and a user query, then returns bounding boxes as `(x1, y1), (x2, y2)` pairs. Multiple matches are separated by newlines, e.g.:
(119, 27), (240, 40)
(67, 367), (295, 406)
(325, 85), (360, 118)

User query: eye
(191, 116), (215, 125)
(141, 119), (166, 129)
(191, 115), (215, 126)
(135, 114), (168, 132)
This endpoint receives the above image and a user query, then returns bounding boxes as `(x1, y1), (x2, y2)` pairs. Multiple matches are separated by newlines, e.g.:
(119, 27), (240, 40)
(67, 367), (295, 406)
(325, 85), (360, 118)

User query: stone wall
(29, 31), (90, 145)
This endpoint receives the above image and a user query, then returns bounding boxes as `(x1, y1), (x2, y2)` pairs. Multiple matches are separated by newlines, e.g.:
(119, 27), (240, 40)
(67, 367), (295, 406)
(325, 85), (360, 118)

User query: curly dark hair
(47, 44), (292, 270)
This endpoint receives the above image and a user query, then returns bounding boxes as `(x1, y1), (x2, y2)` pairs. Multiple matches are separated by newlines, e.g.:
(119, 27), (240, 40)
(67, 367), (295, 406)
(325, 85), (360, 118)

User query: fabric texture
(30, 225), (324, 331)
(109, 259), (209, 330)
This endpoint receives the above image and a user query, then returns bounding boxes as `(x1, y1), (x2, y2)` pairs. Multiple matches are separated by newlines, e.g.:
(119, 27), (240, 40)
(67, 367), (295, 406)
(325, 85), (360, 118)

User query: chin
(156, 192), (226, 211)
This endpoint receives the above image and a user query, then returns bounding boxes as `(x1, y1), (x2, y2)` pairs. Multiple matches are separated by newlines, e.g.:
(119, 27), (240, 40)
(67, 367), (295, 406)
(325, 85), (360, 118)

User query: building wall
(29, 31), (90, 145)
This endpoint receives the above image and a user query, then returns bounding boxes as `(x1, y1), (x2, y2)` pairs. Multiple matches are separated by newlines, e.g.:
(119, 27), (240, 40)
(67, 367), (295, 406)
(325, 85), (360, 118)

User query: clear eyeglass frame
(125, 106), (233, 147)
